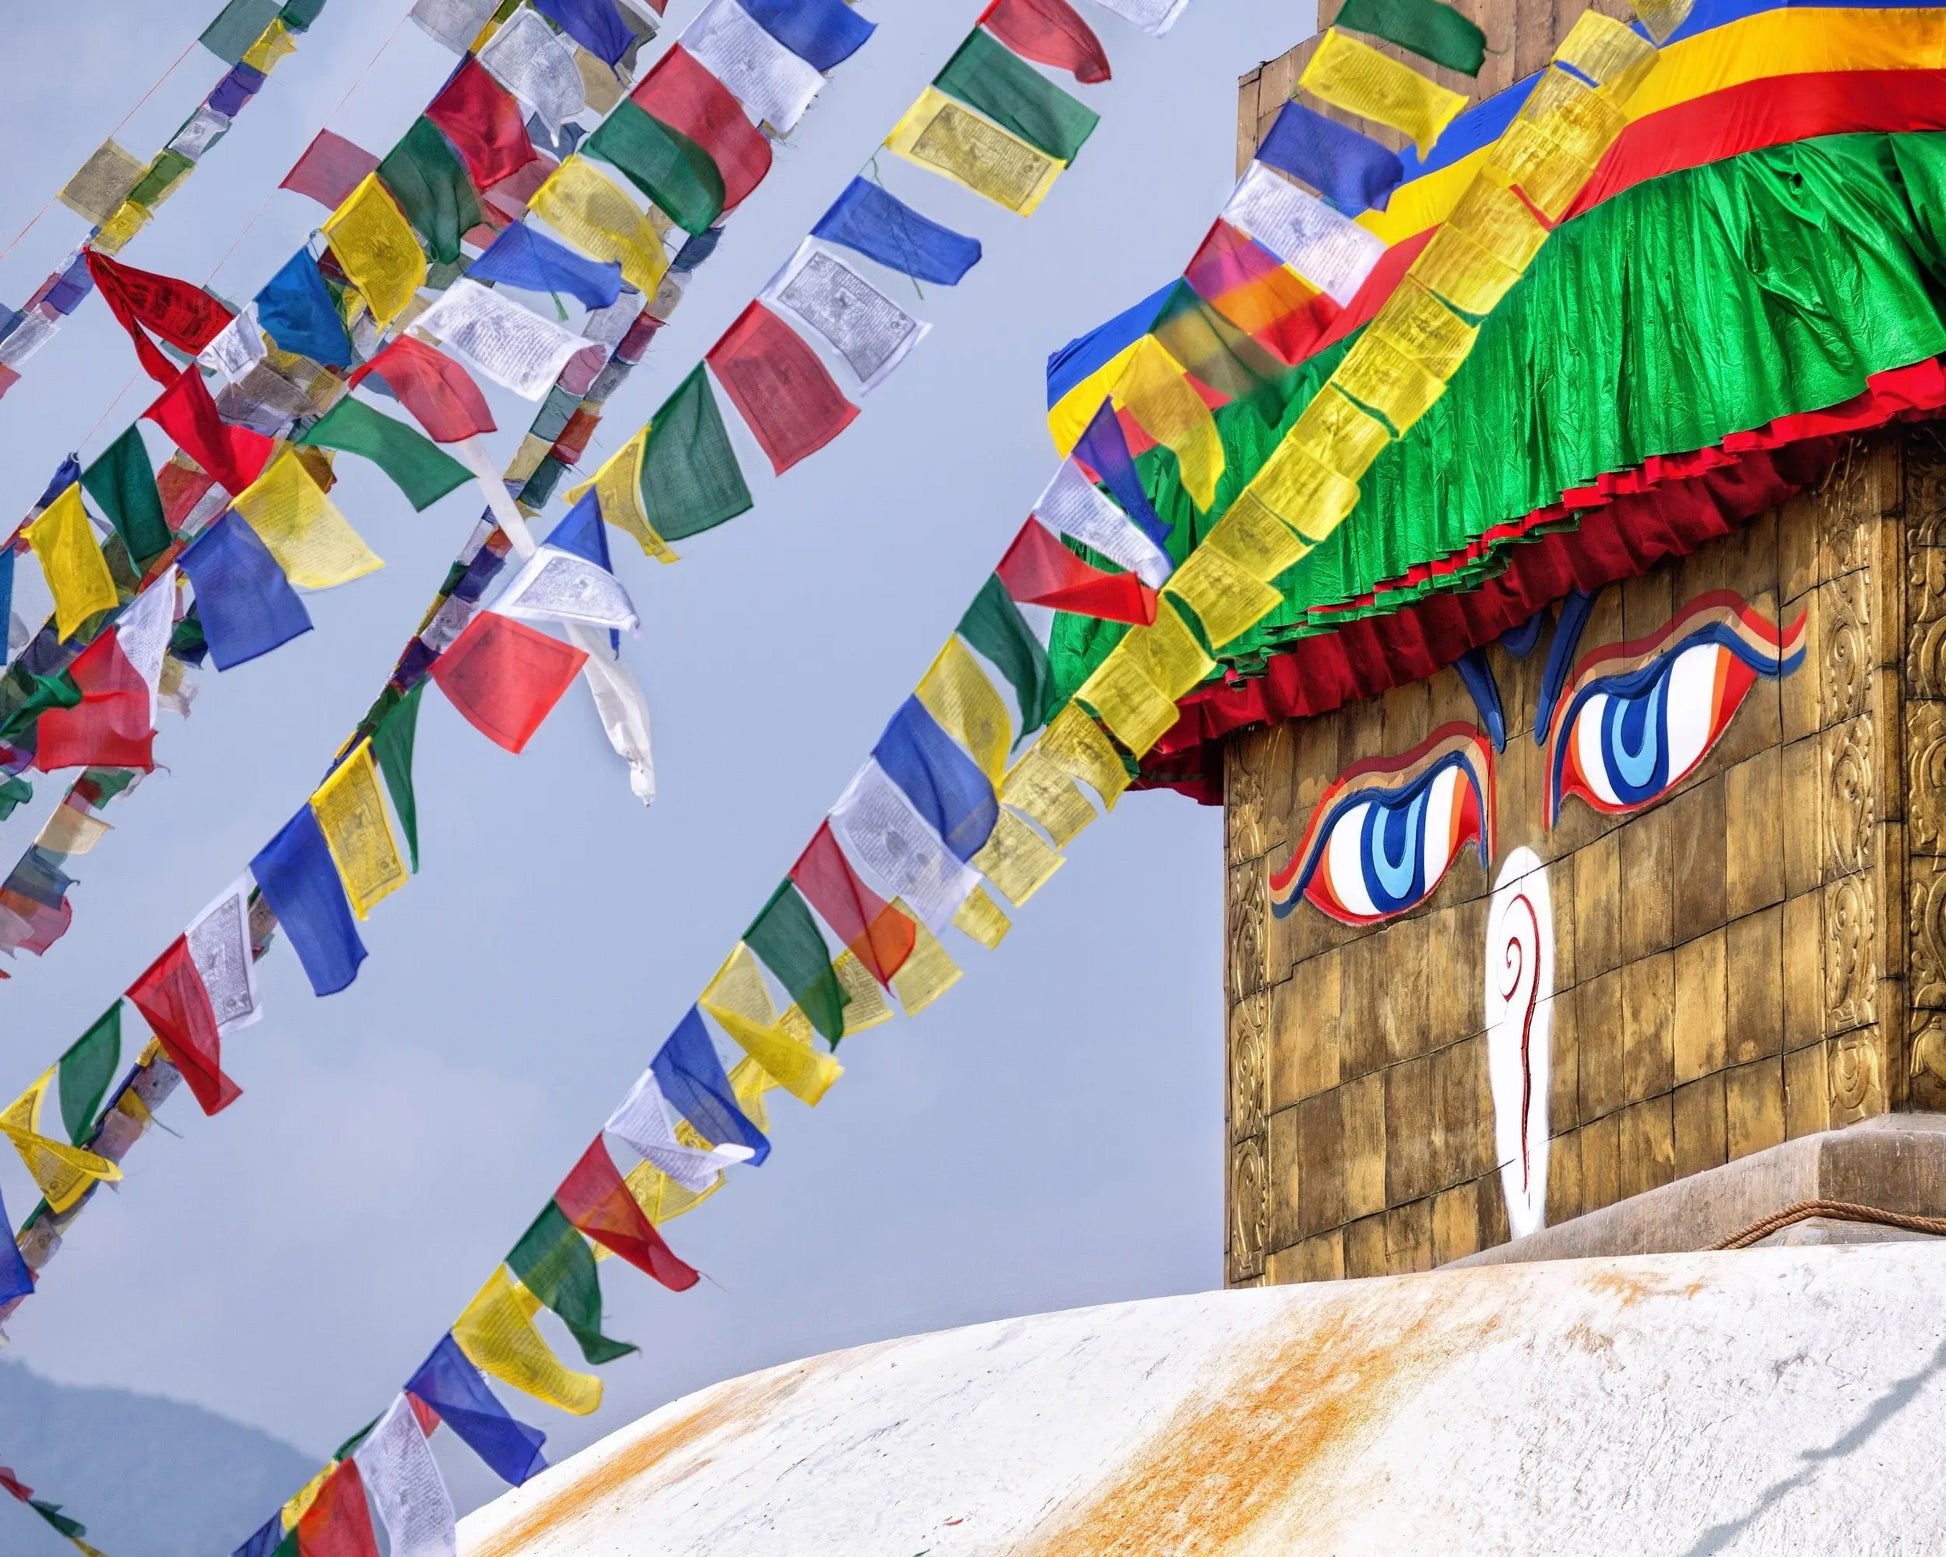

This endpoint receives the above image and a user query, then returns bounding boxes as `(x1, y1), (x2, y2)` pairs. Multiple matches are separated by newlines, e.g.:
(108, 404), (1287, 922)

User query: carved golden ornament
(1229, 1134), (1268, 1284)
(1820, 573), (1870, 726)
(1229, 988), (1270, 1144)
(1906, 702), (1946, 853)
(1910, 857), (1946, 1009)
(1829, 1030), (1881, 1121)
(1906, 550), (1946, 697)
(1822, 717), (1876, 879)
(1228, 860), (1269, 1005)
(1824, 874), (1878, 1035)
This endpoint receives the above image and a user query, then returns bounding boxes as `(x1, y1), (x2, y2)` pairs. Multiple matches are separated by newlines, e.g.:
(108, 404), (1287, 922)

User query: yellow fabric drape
(309, 742), (407, 919)
(971, 806), (1064, 906)
(1112, 339), (1224, 511)
(1035, 704), (1130, 809)
(27, 485), (118, 642)
(889, 904), (962, 1013)
(233, 451), (382, 589)
(885, 86), (1064, 216)
(1298, 30), (1466, 157)
(566, 427), (678, 563)
(952, 885), (1011, 950)
(1165, 548), (1285, 650)
(323, 174), (427, 326)
(701, 945), (843, 1106)
(1076, 650), (1179, 756)
(530, 157), (669, 295)
(0, 1069), (121, 1215)
(917, 636), (1012, 781)
(999, 751), (1097, 845)
(454, 1266), (603, 1416)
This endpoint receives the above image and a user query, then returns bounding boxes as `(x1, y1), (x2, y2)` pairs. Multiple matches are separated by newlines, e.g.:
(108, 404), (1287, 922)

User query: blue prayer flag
(547, 491), (619, 650)
(873, 699), (997, 862)
(230, 1512), (284, 1557)
(178, 514), (313, 670)
(1255, 101), (1404, 216)
(533, 0), (632, 63)
(811, 179), (981, 287)
(0, 546), (14, 656)
(1075, 399), (1171, 550)
(652, 1007), (770, 1164)
(670, 226), (723, 274)
(255, 251), (354, 368)
(469, 224), (623, 311)
(406, 1333), (549, 1486)
(208, 63), (265, 117)
(35, 455), (81, 512)
(0, 1178), (33, 1303)
(742, 0), (875, 68)
(250, 806), (366, 997)
(6, 847), (72, 911)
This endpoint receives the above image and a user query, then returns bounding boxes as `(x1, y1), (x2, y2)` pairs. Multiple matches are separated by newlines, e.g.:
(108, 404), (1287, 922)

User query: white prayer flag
(199, 305), (267, 381)
(1221, 162), (1386, 307)
(493, 545), (639, 633)
(682, 0), (825, 133)
(762, 240), (929, 394)
(187, 874), (262, 1036)
(353, 1396), (457, 1557)
(410, 0), (500, 52)
(167, 106), (231, 161)
(115, 566), (177, 726)
(479, 8), (587, 130)
(605, 1067), (753, 1191)
(410, 280), (591, 399)
(0, 311), (58, 369)
(1088, 0), (1191, 36)
(1034, 462), (1173, 587)
(828, 761), (981, 932)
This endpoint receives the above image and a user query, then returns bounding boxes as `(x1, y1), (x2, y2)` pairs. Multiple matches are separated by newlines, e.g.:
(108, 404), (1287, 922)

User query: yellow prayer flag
(1370, 276), (1479, 382)
(917, 636), (1012, 782)
(1482, 119), (1596, 222)
(28, 485), (118, 642)
(323, 174), (427, 326)
(1555, 10), (1659, 94)
(455, 1267), (603, 1416)
(1410, 223), (1525, 314)
(832, 950), (895, 1035)
(971, 806), (1064, 907)
(623, 1157), (721, 1227)
(506, 431), (557, 487)
(1521, 66), (1632, 165)
(1165, 549), (1285, 651)
(1444, 178), (1548, 273)
(1289, 385), (1392, 485)
(999, 751), (1097, 846)
(1299, 30), (1466, 158)
(280, 1463), (335, 1532)
(1036, 704), (1131, 810)
(701, 945), (843, 1106)
(885, 86), (1064, 216)
(242, 18), (297, 72)
(1112, 339), (1224, 511)
(565, 426), (678, 562)
(309, 742), (408, 919)
(91, 200), (151, 255)
(1125, 601), (1216, 702)
(1244, 442), (1362, 542)
(889, 903), (962, 1014)
(59, 140), (145, 227)
(34, 804), (111, 856)
(1076, 648), (1180, 757)
(1629, 0), (1693, 42)
(233, 451), (382, 589)
(952, 885), (1011, 950)
(1205, 500), (1310, 585)
(529, 157), (669, 295)
(1332, 331), (1449, 435)
(0, 1069), (121, 1215)
(728, 1053), (779, 1135)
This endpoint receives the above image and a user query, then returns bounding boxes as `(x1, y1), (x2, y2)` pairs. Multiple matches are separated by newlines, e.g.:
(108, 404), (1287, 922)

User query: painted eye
(1270, 724), (1494, 926)
(1548, 593), (1806, 824)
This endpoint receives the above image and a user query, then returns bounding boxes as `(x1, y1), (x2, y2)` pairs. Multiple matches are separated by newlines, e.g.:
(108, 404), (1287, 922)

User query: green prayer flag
(298, 397), (471, 511)
(81, 767), (140, 804)
(199, 0), (281, 63)
(271, 1525), (300, 1557)
(127, 150), (194, 211)
(371, 679), (425, 871)
(958, 575), (1057, 742)
(30, 1500), (85, 1540)
(586, 99), (725, 237)
(744, 882), (848, 1042)
(82, 426), (170, 568)
(508, 1203), (637, 1365)
(934, 30), (1099, 163)
(281, 0), (329, 28)
(0, 776), (31, 822)
(640, 365), (752, 541)
(1332, 0), (1487, 75)
(377, 117), (483, 267)
(58, 1004), (121, 1146)
(531, 385), (581, 444)
(0, 671), (81, 743)
(333, 1417), (379, 1460)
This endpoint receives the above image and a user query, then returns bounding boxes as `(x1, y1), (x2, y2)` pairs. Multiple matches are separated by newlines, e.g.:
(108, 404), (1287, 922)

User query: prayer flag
(1089, 0), (1188, 36)
(629, 46), (771, 214)
(60, 141), (146, 227)
(1149, 279), (1288, 403)
(1111, 337), (1223, 509)
(762, 240), (929, 394)
(144, 365), (275, 494)
(874, 697), (999, 863)
(177, 514), (312, 669)
(1254, 100), (1403, 215)
(587, 100), (723, 237)
(917, 636), (1011, 781)
(526, 157), (668, 295)
(701, 944), (845, 1099)
(232, 451), (383, 590)
(1073, 394), (1170, 550)
(323, 174), (428, 326)
(545, 489), (610, 569)
(353, 337), (496, 442)
(743, 881), (850, 1041)
(604, 1066), (752, 1190)
(428, 57), (537, 192)
(254, 250), (355, 369)
(282, 129), (380, 208)
(126, 936), (242, 1113)
(453, 1266), (602, 1416)
(743, 0), (874, 69)
(370, 680), (425, 871)
(886, 86), (1063, 215)
(310, 742), (408, 918)
(651, 1007), (771, 1163)
(468, 223), (621, 310)
(298, 398), (471, 511)
(682, 0), (824, 134)
(997, 517), (1156, 624)
(789, 821), (915, 988)
(493, 545), (639, 633)
(706, 302), (858, 473)
(480, 9), (586, 130)
(555, 1136), (700, 1291)
(972, 805), (1064, 906)
(187, 874), (263, 1034)
(428, 611), (587, 753)
(0, 1180), (30, 1302)
(1298, 29), (1466, 158)
(616, 361), (753, 546)
(1033, 458), (1170, 586)
(935, 29), (1099, 162)
(251, 806), (368, 996)
(82, 426), (170, 568)
(507, 1203), (638, 1363)
(26, 485), (117, 642)
(1220, 162), (1386, 307)
(351, 1397), (455, 1557)
(535, 0), (633, 64)
(295, 1459), (381, 1557)
(405, 1334), (547, 1486)
(1183, 219), (1337, 366)
(57, 1005), (120, 1146)
(410, 0), (499, 53)
(35, 619), (159, 772)
(201, 0), (281, 63)
(1333, 0), (1486, 75)
(0, 1067), (122, 1213)
(958, 573), (1057, 736)
(980, 0), (1110, 83)
(412, 278), (592, 400)
(84, 251), (236, 388)
(828, 760), (981, 931)
(812, 178), (981, 286)
(378, 117), (484, 267)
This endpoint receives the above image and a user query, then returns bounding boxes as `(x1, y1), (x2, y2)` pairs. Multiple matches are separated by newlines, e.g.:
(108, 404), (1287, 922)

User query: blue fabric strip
(1045, 283), (1175, 408)
(652, 1006), (771, 1163)
(407, 1333), (549, 1486)
(533, 0), (633, 63)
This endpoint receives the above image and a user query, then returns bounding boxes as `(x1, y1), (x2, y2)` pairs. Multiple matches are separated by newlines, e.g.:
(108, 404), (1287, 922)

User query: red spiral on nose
(1496, 892), (1542, 1195)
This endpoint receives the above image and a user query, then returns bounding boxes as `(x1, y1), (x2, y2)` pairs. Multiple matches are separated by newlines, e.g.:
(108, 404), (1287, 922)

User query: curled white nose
(1486, 846), (1552, 1240)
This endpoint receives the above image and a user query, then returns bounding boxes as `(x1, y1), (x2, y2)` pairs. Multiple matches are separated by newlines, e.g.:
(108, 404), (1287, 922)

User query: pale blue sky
(0, 0), (1310, 1518)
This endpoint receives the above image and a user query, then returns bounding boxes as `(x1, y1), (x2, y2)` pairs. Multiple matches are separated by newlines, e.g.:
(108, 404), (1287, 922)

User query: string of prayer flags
(790, 821), (916, 989)
(1220, 163), (1387, 308)
(706, 302), (859, 473)
(629, 45), (773, 215)
(998, 517), (1156, 624)
(587, 98), (727, 237)
(917, 637), (1012, 782)
(353, 337), (497, 443)
(427, 610), (588, 753)
(410, 279), (593, 400)
(741, 885), (852, 1043)
(453, 1266), (604, 1415)
(533, 0), (637, 67)
(526, 157), (669, 296)
(743, 0), (876, 70)
(480, 10), (588, 134)
(377, 117), (485, 268)
(81, 427), (170, 568)
(281, 128), (381, 209)
(0, 1463), (101, 1554)
(60, 141), (148, 228)
(25, 485), (118, 643)
(323, 174), (428, 327)
(145, 365), (274, 494)
(874, 696), (1000, 863)
(812, 179), (982, 287)
(652, 1007), (772, 1162)
(406, 1334), (548, 1487)
(1297, 29), (1466, 158)
(469, 223), (623, 311)
(1332, 0), (1487, 75)
(761, 241), (930, 395)
(231, 450), (383, 590)
(935, 29), (1100, 164)
(256, 251), (356, 369)
(83, 251), (237, 389)
(0, 1069), (123, 1212)
(409, 0), (499, 53)
(981, 0), (1112, 84)
(886, 88), (1064, 216)
(1254, 100), (1403, 216)
(177, 514), (313, 669)
(506, 1204), (639, 1365)
(349, 1397), (455, 1557)
(682, 0), (824, 135)
(555, 1137), (700, 1290)
(604, 1067), (753, 1190)
(298, 399), (471, 512)
(125, 936), (243, 1114)
(311, 742), (409, 919)
(250, 806), (368, 997)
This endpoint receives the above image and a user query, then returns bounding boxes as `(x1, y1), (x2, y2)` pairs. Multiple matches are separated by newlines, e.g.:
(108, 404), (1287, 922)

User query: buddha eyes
(1546, 594), (1806, 825)
(1270, 725), (1494, 926)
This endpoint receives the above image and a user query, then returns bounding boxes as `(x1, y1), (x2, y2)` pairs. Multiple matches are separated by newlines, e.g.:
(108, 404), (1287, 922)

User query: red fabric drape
(143, 366), (273, 496)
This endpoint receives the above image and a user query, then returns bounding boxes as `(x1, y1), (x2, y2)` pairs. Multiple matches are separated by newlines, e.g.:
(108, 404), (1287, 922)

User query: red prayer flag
(980, 0), (1111, 83)
(126, 936), (241, 1115)
(156, 460), (217, 527)
(428, 612), (587, 754)
(705, 303), (858, 475)
(427, 58), (537, 191)
(0, 889), (70, 957)
(36, 629), (154, 773)
(351, 337), (496, 443)
(144, 367), (274, 496)
(555, 1137), (699, 1292)
(0, 1466), (31, 1502)
(481, 154), (557, 223)
(85, 250), (237, 388)
(1184, 220), (1338, 367)
(407, 1393), (441, 1436)
(281, 129), (382, 209)
(789, 822), (915, 988)
(630, 45), (772, 213)
(997, 518), (1157, 624)
(296, 1459), (381, 1557)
